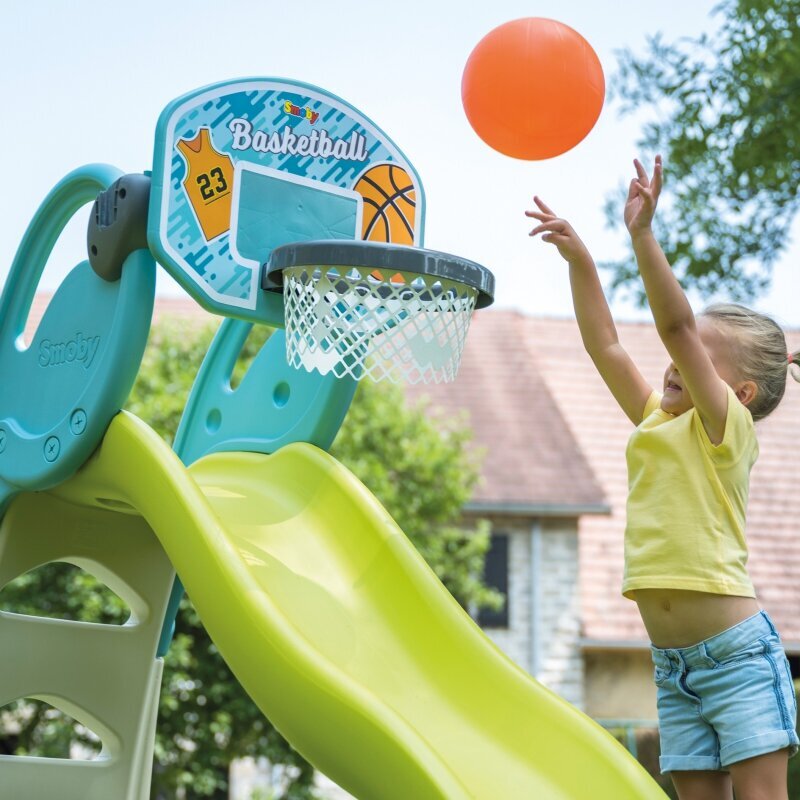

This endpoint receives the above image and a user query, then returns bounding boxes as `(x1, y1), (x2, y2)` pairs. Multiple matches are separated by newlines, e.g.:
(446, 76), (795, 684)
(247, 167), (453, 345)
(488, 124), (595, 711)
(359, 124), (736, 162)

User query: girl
(527, 156), (800, 800)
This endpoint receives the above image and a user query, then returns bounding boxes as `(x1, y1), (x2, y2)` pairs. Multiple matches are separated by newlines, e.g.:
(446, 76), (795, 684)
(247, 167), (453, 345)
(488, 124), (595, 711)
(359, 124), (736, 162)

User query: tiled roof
(405, 311), (607, 513)
(19, 295), (800, 645)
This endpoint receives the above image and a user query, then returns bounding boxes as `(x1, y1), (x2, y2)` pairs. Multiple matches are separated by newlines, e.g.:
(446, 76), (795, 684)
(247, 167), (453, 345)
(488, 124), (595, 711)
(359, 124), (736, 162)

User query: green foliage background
(605, 0), (800, 305)
(0, 318), (498, 799)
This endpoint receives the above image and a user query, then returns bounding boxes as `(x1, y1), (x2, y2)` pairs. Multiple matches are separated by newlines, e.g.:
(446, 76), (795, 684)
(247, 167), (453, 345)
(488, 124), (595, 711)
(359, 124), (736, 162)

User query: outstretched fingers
(526, 211), (551, 223)
(532, 195), (556, 216)
(541, 233), (571, 245)
(624, 156), (664, 234)
(629, 176), (656, 210)
(633, 158), (650, 188)
(527, 196), (565, 236)
(633, 155), (663, 201)
(529, 219), (569, 237)
(626, 177), (642, 202)
(526, 196), (557, 220)
(652, 154), (663, 198)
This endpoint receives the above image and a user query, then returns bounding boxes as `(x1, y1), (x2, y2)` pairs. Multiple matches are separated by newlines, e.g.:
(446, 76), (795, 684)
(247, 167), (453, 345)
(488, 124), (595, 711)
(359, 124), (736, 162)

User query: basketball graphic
(353, 164), (417, 244)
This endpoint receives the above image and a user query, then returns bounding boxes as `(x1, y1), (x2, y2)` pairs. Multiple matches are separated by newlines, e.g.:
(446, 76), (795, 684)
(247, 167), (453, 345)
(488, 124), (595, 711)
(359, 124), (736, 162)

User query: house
(408, 308), (800, 725)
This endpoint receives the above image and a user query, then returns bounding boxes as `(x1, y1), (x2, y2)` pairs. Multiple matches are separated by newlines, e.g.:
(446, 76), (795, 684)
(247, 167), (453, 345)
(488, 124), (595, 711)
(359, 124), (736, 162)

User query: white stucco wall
(535, 519), (584, 708)
(481, 520), (533, 670)
(478, 516), (584, 709)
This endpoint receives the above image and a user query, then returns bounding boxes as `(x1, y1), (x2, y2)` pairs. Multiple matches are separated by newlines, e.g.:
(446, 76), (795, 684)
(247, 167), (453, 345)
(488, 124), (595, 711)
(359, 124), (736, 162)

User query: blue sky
(3, 0), (798, 326)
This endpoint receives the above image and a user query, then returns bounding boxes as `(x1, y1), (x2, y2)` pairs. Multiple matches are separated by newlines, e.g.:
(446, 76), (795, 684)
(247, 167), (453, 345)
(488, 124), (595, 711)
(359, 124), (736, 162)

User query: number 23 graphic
(196, 167), (228, 201)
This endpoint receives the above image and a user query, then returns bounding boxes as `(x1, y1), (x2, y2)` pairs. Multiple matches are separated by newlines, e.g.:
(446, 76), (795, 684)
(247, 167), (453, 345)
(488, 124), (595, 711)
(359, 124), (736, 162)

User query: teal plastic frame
(0, 164), (155, 516)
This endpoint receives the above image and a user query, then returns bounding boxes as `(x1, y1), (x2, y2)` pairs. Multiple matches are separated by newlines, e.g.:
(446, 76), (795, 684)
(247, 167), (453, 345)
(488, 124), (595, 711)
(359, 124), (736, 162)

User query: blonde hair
(700, 303), (799, 421)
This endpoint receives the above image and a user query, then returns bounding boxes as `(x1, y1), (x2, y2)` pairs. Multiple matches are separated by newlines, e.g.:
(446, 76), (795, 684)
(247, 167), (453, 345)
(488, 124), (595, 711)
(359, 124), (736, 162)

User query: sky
(3, 0), (798, 328)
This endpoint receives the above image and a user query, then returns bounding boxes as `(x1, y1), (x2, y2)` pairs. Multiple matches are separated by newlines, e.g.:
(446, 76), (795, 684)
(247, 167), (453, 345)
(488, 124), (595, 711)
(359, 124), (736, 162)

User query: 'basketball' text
(229, 119), (369, 161)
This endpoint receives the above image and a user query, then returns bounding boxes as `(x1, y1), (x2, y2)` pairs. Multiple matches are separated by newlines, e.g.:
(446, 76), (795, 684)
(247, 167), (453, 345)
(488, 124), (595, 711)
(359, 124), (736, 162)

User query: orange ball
(461, 17), (605, 160)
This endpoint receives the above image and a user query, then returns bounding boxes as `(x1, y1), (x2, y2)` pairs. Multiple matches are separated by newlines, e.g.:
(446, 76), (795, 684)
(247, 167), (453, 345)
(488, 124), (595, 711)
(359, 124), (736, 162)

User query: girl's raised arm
(625, 158), (731, 444)
(527, 197), (653, 424)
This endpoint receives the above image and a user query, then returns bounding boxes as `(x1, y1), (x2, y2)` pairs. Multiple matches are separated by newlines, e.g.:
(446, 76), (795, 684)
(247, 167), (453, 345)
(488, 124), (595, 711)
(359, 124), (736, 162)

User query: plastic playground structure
(0, 78), (667, 799)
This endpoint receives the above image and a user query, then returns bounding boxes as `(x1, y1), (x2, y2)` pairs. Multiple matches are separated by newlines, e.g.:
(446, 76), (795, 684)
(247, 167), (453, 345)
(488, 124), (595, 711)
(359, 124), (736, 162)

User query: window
(478, 533), (509, 628)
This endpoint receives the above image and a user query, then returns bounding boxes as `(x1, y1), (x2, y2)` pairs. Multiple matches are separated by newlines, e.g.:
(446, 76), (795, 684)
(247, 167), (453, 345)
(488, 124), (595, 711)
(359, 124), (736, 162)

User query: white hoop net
(282, 264), (478, 384)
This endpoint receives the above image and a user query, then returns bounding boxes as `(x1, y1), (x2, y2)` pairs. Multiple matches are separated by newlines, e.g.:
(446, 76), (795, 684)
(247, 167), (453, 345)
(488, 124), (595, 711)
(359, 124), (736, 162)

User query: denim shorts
(651, 610), (799, 773)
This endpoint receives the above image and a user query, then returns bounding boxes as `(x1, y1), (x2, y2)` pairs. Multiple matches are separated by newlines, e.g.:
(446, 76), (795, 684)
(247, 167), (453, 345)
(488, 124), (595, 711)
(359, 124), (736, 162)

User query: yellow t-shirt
(622, 385), (758, 599)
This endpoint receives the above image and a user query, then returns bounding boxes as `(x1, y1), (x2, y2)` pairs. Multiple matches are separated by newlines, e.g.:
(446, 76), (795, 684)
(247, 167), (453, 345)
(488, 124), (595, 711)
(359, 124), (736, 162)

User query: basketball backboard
(148, 78), (425, 324)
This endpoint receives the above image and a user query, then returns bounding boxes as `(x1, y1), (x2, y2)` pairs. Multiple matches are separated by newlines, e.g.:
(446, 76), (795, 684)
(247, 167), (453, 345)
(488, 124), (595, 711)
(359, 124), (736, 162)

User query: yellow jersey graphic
(177, 128), (234, 241)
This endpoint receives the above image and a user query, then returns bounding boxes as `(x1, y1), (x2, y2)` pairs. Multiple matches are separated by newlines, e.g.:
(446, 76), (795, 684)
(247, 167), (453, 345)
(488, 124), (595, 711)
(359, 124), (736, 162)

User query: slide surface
(53, 412), (665, 799)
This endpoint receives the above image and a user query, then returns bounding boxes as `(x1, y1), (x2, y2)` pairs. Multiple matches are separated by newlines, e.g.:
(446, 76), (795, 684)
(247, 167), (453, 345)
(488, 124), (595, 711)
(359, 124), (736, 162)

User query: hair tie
(789, 353), (795, 365)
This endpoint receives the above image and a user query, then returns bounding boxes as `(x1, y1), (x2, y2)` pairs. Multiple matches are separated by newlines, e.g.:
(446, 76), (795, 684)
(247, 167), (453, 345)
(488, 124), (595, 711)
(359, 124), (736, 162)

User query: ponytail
(701, 303), (792, 421)
(790, 349), (800, 384)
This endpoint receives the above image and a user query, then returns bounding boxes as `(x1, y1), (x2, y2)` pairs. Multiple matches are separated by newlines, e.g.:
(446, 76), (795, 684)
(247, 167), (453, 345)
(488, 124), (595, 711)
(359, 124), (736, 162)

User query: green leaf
(605, 0), (800, 300)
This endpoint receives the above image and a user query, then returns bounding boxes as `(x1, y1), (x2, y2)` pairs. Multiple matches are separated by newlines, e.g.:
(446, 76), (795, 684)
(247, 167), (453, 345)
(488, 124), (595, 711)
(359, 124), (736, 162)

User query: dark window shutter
(478, 533), (509, 628)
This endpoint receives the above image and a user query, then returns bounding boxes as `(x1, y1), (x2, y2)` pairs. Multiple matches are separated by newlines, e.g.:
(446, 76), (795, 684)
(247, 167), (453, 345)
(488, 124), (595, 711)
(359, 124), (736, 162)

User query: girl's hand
(624, 155), (663, 238)
(526, 197), (592, 265)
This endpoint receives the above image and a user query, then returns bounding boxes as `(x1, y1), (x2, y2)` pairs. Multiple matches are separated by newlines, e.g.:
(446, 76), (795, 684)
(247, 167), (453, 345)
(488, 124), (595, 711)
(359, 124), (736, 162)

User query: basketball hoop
(263, 240), (494, 384)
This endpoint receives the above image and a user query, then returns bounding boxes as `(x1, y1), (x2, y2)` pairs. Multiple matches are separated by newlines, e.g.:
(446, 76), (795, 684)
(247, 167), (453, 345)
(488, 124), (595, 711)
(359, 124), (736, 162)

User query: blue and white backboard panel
(148, 78), (425, 323)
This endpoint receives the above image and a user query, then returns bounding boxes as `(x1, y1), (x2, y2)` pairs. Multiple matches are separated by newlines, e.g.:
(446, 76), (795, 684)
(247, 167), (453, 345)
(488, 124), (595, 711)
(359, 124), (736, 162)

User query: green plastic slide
(45, 411), (665, 799)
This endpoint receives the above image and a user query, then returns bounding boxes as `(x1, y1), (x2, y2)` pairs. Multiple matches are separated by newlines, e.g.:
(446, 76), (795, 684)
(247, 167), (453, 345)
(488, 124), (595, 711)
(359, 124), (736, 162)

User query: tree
(1, 318), (498, 798)
(605, 0), (800, 303)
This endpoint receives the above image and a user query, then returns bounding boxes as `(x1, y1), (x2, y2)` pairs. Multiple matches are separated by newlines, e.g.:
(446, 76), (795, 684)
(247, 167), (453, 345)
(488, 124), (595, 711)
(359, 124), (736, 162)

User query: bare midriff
(634, 588), (760, 649)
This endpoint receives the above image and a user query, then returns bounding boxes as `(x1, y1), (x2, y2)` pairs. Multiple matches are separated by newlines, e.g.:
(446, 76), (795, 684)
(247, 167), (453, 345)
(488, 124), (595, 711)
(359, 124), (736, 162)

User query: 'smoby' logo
(284, 100), (319, 125)
(39, 333), (101, 369)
